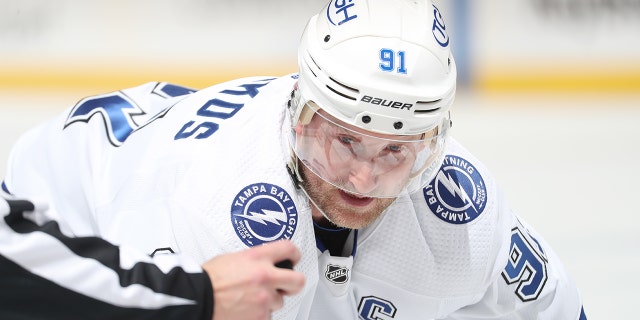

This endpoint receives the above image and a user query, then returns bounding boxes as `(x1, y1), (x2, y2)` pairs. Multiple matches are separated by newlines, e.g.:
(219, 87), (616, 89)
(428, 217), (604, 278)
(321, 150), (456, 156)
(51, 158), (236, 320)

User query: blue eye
(339, 136), (355, 145)
(387, 145), (402, 152)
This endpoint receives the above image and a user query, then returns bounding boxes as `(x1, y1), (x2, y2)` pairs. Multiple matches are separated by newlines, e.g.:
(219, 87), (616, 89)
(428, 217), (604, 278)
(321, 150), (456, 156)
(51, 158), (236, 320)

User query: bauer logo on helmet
(361, 95), (413, 111)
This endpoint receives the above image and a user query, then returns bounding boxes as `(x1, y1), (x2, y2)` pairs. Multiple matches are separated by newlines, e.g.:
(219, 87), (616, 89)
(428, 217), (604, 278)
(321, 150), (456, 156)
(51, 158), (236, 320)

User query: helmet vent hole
(326, 85), (357, 101)
(304, 60), (318, 78)
(328, 77), (359, 93)
(306, 52), (321, 74)
(414, 100), (442, 114)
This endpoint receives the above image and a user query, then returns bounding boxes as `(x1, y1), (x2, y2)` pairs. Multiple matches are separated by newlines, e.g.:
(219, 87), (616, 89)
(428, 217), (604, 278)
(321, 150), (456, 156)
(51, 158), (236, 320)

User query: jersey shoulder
(378, 137), (513, 298)
(418, 136), (504, 227)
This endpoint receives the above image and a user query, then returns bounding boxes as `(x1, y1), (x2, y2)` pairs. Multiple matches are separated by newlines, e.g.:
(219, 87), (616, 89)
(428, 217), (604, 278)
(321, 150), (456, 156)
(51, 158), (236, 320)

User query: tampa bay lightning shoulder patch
(423, 155), (487, 224)
(231, 183), (298, 247)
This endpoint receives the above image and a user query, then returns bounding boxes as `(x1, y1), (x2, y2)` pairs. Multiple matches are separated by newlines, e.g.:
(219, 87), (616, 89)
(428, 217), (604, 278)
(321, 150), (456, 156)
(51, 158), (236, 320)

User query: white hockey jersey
(3, 75), (586, 319)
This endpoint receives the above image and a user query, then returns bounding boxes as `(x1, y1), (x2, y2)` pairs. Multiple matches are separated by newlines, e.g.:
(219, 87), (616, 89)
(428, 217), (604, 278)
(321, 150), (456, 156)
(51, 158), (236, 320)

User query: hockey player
(2, 0), (587, 319)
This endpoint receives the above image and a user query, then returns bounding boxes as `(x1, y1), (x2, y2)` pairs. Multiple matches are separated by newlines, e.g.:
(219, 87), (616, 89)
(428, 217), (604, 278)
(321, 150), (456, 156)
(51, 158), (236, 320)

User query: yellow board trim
(0, 61), (298, 92)
(1, 62), (639, 94)
(475, 64), (640, 93)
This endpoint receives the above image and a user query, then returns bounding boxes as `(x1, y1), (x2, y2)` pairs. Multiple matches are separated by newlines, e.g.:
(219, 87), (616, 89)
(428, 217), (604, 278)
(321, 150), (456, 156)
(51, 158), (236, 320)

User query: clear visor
(291, 103), (448, 198)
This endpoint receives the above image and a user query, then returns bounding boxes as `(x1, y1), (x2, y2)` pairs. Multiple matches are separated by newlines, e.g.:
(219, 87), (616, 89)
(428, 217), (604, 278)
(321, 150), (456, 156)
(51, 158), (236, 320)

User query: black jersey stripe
(2, 199), (212, 306)
(0, 254), (209, 320)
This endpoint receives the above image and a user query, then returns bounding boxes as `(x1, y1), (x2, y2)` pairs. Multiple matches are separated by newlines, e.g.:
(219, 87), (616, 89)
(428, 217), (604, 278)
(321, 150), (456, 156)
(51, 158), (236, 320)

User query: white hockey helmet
(289, 0), (456, 198)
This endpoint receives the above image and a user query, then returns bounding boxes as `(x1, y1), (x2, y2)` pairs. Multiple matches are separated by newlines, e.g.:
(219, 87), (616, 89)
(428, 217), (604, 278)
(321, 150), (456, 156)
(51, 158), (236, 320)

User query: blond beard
(298, 163), (396, 229)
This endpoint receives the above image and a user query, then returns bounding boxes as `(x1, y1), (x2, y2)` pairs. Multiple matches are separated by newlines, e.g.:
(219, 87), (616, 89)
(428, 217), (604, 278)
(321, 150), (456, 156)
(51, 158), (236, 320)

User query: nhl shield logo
(231, 183), (298, 247)
(325, 264), (349, 284)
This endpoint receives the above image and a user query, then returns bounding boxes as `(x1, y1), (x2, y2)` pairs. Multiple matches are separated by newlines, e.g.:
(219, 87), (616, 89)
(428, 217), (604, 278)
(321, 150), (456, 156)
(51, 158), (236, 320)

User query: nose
(348, 161), (377, 195)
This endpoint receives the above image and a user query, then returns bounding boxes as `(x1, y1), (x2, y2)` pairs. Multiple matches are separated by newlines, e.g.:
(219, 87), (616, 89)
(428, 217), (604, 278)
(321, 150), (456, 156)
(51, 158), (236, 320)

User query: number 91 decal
(501, 226), (549, 302)
(379, 49), (407, 74)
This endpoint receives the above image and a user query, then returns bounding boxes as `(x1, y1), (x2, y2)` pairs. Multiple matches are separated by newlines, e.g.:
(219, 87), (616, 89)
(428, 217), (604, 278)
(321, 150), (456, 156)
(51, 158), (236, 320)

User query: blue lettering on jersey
(65, 93), (143, 146)
(231, 183), (298, 247)
(174, 79), (274, 140)
(580, 307), (588, 320)
(327, 0), (358, 26)
(432, 5), (449, 47)
(501, 226), (549, 302)
(423, 155), (487, 224)
(154, 83), (196, 98)
(358, 296), (397, 320)
(65, 82), (195, 147)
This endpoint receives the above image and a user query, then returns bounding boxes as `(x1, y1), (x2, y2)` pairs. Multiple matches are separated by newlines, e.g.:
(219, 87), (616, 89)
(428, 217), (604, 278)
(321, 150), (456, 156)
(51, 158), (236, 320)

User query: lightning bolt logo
(231, 183), (298, 247)
(235, 209), (287, 226)
(436, 170), (479, 213)
(423, 155), (487, 225)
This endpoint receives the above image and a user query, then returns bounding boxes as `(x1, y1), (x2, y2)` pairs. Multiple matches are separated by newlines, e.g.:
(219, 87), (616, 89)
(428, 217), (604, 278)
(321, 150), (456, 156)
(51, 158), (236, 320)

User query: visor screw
(361, 115), (371, 124)
(324, 35), (331, 42)
(393, 121), (403, 130)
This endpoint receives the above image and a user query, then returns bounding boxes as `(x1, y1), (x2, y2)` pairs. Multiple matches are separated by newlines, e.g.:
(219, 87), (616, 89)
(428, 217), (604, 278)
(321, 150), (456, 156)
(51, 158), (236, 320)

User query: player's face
(295, 110), (424, 228)
(294, 109), (425, 199)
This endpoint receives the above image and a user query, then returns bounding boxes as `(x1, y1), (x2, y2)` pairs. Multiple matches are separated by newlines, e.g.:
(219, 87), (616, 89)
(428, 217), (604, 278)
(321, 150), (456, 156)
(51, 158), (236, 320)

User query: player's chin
(330, 210), (379, 229)
(329, 194), (391, 229)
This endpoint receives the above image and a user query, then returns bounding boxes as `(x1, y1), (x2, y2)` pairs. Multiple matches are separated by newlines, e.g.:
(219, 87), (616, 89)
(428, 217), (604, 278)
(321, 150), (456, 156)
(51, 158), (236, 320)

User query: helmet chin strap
(286, 159), (337, 225)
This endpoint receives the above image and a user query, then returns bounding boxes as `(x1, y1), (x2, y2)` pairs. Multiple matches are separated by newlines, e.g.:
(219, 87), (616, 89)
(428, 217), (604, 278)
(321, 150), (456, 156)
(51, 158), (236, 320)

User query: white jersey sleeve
(445, 215), (587, 319)
(2, 81), (195, 237)
(0, 193), (213, 319)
